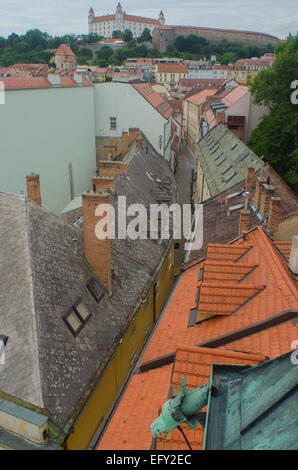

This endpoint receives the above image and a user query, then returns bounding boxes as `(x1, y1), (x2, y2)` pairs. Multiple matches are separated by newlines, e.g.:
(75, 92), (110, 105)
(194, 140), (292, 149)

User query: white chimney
(289, 235), (298, 274)
(47, 73), (61, 86)
(74, 73), (83, 85)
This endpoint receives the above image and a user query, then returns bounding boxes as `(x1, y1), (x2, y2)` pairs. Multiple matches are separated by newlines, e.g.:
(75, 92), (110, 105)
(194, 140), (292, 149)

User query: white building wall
(0, 86), (96, 214)
(188, 69), (228, 79)
(94, 82), (171, 160)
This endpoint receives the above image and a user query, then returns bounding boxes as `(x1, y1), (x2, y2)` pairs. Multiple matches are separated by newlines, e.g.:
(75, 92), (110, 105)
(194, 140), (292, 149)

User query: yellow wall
(65, 244), (175, 450)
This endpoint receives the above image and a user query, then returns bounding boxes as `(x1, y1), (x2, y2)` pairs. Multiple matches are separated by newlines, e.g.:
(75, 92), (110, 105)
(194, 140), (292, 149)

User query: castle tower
(115, 2), (123, 20)
(159, 10), (165, 25)
(88, 7), (94, 33)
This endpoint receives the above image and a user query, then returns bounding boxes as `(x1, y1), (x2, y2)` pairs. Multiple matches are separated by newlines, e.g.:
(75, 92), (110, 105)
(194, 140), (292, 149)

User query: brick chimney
(136, 138), (143, 149)
(26, 173), (42, 206)
(259, 184), (275, 217)
(82, 192), (112, 292)
(289, 235), (298, 274)
(245, 167), (255, 192)
(128, 128), (139, 145)
(121, 131), (129, 156)
(92, 176), (115, 193)
(238, 209), (250, 236)
(216, 112), (225, 125)
(254, 176), (266, 210)
(98, 161), (128, 178)
(267, 197), (281, 233)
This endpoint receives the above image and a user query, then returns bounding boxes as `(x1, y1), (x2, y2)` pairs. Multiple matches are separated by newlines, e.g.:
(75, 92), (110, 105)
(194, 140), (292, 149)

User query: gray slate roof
(197, 123), (263, 197)
(0, 144), (176, 430)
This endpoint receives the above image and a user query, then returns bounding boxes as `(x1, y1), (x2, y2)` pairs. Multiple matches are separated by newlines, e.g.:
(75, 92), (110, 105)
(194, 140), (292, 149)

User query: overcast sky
(0, 0), (296, 39)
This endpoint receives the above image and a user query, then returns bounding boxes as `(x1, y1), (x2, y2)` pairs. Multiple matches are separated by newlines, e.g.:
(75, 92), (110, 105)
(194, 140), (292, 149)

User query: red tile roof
(97, 227), (298, 450)
(186, 88), (218, 106)
(0, 77), (52, 90)
(157, 63), (188, 74)
(133, 83), (173, 119)
(55, 43), (76, 57)
(93, 14), (159, 25)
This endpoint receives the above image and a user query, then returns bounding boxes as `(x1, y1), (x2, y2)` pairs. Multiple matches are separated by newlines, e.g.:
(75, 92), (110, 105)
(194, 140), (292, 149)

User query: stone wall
(153, 26), (280, 52)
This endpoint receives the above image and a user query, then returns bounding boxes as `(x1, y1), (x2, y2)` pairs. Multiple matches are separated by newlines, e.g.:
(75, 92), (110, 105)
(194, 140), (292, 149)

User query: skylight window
(222, 165), (232, 175)
(0, 335), (8, 364)
(226, 172), (238, 182)
(87, 278), (104, 303)
(231, 143), (238, 150)
(217, 156), (226, 166)
(63, 299), (92, 337)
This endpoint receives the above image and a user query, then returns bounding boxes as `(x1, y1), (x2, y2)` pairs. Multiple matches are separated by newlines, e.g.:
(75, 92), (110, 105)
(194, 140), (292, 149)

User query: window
(110, 117), (117, 130)
(63, 299), (92, 337)
(87, 277), (104, 303)
(0, 335), (8, 365)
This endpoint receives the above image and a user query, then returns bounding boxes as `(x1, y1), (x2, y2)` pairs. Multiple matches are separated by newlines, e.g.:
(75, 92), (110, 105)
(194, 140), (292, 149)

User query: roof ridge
(204, 260), (256, 267)
(22, 197), (44, 408)
(200, 282), (264, 289)
(258, 227), (298, 299)
(176, 345), (265, 362)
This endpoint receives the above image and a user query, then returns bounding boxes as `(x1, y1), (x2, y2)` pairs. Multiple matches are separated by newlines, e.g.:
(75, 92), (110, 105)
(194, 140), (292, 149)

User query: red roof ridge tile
(200, 282), (265, 290)
(175, 345), (266, 362)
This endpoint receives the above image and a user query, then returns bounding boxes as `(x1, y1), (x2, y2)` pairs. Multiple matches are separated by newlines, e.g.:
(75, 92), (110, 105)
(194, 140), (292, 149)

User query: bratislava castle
(88, 3), (165, 38)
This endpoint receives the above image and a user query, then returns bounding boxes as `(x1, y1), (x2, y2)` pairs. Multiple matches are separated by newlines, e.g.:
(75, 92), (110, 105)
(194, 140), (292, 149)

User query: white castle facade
(88, 3), (165, 38)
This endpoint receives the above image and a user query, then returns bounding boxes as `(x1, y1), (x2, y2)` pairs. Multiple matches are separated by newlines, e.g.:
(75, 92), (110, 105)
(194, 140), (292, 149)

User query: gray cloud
(0, 0), (296, 38)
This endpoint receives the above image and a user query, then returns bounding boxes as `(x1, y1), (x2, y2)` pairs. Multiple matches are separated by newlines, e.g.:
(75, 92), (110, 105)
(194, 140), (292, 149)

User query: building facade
(89, 3), (165, 38)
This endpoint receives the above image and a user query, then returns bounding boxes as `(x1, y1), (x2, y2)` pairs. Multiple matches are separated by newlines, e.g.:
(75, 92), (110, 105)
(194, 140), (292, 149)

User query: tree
(137, 28), (152, 43)
(112, 30), (123, 39)
(123, 29), (133, 43)
(96, 46), (114, 66)
(248, 33), (298, 193)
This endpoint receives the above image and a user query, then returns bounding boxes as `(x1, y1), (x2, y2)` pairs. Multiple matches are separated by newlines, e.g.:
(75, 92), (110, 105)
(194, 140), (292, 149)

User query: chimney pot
(121, 131), (129, 156)
(254, 176), (266, 209)
(259, 183), (275, 217)
(289, 235), (298, 274)
(92, 176), (115, 193)
(26, 173), (42, 206)
(245, 167), (255, 192)
(238, 209), (250, 236)
(267, 196), (281, 233)
(82, 192), (112, 292)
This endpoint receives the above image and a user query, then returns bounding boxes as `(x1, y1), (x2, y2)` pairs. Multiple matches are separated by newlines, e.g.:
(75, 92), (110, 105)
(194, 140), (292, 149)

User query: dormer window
(63, 299), (92, 337)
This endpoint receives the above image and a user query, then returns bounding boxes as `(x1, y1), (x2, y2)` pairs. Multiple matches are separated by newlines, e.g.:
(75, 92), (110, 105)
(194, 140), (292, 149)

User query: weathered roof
(186, 162), (298, 262)
(205, 352), (298, 450)
(55, 44), (76, 57)
(196, 123), (262, 197)
(0, 142), (176, 431)
(97, 227), (298, 450)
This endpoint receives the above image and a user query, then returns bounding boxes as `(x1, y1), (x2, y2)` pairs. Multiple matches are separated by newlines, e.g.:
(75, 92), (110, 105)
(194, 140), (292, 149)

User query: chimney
(128, 128), (139, 145)
(216, 111), (225, 125)
(136, 138), (143, 149)
(98, 161), (128, 178)
(267, 197), (281, 233)
(82, 192), (112, 292)
(238, 209), (250, 236)
(92, 176), (115, 193)
(289, 235), (298, 274)
(254, 176), (266, 210)
(26, 173), (42, 206)
(47, 73), (61, 86)
(245, 167), (255, 192)
(121, 131), (129, 156)
(259, 184), (275, 217)
(73, 73), (83, 85)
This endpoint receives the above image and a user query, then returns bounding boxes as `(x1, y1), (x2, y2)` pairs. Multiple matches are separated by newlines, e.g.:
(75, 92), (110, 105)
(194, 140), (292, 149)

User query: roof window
(87, 277), (104, 303)
(63, 299), (92, 337)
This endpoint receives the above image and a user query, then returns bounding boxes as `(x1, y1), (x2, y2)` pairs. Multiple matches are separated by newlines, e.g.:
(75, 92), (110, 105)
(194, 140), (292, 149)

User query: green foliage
(137, 28), (152, 44)
(95, 46), (114, 66)
(112, 30), (123, 39)
(123, 29), (133, 43)
(248, 34), (298, 194)
(173, 34), (275, 63)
